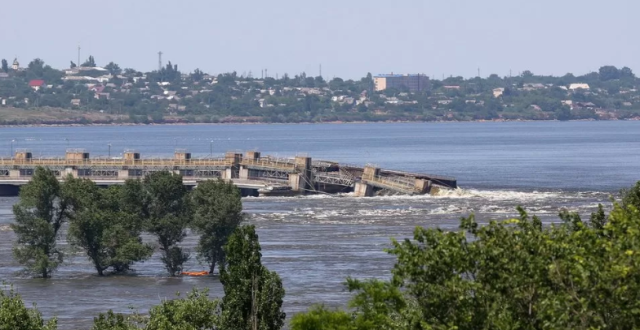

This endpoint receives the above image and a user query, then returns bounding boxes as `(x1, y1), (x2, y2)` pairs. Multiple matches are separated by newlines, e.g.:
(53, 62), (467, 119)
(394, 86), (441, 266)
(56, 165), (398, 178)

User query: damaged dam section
(0, 149), (457, 197)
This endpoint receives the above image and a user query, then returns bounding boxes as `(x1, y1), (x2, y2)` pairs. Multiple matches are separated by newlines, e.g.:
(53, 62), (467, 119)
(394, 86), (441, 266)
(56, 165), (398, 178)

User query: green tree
(81, 56), (97, 67)
(105, 62), (122, 75)
(192, 179), (244, 274)
(220, 225), (286, 330)
(11, 168), (69, 278)
(0, 285), (57, 330)
(145, 289), (220, 330)
(93, 289), (219, 330)
(599, 65), (620, 81)
(1, 59), (7, 73)
(92, 310), (138, 330)
(290, 305), (353, 330)
(620, 66), (635, 79)
(191, 69), (204, 82)
(141, 171), (191, 276)
(70, 61), (77, 69)
(65, 178), (153, 276)
(27, 58), (45, 78)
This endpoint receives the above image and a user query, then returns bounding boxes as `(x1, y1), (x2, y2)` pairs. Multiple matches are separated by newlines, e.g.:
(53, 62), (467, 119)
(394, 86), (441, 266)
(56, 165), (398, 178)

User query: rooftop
(374, 74), (427, 78)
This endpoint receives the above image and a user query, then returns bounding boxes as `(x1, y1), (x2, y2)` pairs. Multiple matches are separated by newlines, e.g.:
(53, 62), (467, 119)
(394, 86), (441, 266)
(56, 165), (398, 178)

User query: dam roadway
(0, 149), (457, 197)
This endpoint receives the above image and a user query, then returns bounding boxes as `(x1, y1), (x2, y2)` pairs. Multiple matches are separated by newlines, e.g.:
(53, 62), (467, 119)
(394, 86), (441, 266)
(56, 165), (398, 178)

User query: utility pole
(478, 68), (480, 78)
(210, 140), (213, 157)
(108, 143), (111, 158)
(77, 45), (81, 67)
(319, 64), (322, 78)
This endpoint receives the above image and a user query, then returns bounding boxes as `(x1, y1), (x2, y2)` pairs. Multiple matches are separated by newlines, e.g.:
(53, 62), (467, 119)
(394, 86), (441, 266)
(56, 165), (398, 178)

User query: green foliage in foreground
(220, 225), (286, 330)
(11, 168), (70, 278)
(92, 289), (219, 330)
(0, 285), (57, 330)
(192, 179), (244, 274)
(292, 184), (640, 330)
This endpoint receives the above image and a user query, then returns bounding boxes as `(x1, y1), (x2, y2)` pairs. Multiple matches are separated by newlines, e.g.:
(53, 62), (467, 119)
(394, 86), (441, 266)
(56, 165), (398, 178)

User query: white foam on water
(0, 225), (12, 231)
(431, 188), (563, 201)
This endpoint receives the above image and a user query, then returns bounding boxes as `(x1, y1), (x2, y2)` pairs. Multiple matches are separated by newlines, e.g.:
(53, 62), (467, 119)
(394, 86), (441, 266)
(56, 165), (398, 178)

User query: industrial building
(373, 74), (430, 92)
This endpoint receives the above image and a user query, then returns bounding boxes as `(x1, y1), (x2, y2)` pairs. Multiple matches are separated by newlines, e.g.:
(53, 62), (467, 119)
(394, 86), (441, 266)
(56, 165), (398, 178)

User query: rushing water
(0, 121), (639, 329)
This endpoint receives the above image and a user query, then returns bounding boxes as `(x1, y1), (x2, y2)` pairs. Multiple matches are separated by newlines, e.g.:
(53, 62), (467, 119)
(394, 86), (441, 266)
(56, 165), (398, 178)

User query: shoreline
(1, 117), (634, 129)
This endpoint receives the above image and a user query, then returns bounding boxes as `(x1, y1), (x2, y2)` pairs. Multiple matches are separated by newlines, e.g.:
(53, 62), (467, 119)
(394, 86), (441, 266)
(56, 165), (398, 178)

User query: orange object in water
(181, 271), (210, 276)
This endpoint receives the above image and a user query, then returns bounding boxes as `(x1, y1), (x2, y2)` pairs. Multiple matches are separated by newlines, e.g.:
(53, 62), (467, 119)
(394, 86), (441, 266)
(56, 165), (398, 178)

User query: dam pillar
(414, 179), (431, 194)
(9, 170), (20, 178)
(222, 168), (234, 180)
(240, 151), (260, 180)
(291, 156), (312, 192)
(362, 165), (380, 181)
(239, 167), (249, 180)
(225, 152), (242, 179)
(288, 173), (304, 192)
(63, 167), (77, 178)
(354, 182), (374, 197)
(118, 170), (129, 180)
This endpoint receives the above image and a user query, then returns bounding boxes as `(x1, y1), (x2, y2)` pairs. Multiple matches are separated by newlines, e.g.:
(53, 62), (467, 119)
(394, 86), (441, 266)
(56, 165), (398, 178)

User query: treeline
(1, 55), (639, 125)
(11, 167), (243, 277)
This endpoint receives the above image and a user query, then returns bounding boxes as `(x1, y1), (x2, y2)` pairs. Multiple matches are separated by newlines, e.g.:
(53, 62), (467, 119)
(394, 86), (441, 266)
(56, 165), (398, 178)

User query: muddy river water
(1, 121), (638, 329)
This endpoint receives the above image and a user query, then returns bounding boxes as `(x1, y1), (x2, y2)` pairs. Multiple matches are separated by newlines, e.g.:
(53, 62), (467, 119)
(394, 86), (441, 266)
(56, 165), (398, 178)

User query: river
(0, 121), (638, 329)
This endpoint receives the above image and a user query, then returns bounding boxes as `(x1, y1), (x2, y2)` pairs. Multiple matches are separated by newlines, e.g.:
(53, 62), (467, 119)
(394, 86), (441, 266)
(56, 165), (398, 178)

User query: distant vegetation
(0, 55), (639, 125)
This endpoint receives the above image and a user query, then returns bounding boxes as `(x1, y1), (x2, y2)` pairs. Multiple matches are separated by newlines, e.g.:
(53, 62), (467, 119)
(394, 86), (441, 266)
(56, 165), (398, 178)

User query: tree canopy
(221, 225), (286, 330)
(191, 179), (244, 274)
(0, 286), (57, 330)
(141, 171), (192, 276)
(11, 168), (69, 278)
(65, 178), (153, 276)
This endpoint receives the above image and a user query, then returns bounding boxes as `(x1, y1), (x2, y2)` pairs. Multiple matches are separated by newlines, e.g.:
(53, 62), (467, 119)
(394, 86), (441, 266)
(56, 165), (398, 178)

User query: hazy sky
(1, 0), (636, 79)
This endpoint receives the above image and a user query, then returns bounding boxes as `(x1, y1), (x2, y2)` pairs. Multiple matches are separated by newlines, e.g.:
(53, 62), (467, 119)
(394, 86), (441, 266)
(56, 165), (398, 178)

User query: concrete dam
(0, 149), (457, 197)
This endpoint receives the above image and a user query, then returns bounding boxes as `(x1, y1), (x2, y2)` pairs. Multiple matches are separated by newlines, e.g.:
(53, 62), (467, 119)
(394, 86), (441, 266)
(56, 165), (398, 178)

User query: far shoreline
(2, 117), (637, 129)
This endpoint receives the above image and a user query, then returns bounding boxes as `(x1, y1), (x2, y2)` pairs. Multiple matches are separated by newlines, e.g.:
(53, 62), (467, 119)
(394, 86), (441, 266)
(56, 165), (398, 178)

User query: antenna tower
(158, 51), (163, 71)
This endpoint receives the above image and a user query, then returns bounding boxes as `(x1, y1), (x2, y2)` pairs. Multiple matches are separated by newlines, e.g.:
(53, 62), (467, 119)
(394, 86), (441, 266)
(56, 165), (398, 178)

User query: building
(374, 74), (429, 92)
(569, 83), (590, 91)
(12, 58), (19, 70)
(28, 80), (45, 91)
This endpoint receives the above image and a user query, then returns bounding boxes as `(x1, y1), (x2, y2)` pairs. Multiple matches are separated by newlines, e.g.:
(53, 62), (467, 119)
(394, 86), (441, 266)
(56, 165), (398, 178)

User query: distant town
(0, 56), (638, 125)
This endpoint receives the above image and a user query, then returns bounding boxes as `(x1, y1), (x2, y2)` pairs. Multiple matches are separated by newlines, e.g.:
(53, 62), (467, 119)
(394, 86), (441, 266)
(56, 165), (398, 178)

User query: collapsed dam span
(0, 149), (457, 197)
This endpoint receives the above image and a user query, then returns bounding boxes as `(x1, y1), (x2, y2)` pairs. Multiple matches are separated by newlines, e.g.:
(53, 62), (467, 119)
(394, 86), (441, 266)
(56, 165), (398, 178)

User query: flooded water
(0, 121), (639, 329)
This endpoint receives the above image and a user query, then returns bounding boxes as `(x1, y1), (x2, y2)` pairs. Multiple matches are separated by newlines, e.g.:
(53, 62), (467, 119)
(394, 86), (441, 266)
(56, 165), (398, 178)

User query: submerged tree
(141, 171), (191, 276)
(65, 178), (152, 276)
(11, 167), (70, 278)
(0, 285), (57, 330)
(191, 179), (244, 274)
(220, 225), (285, 330)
